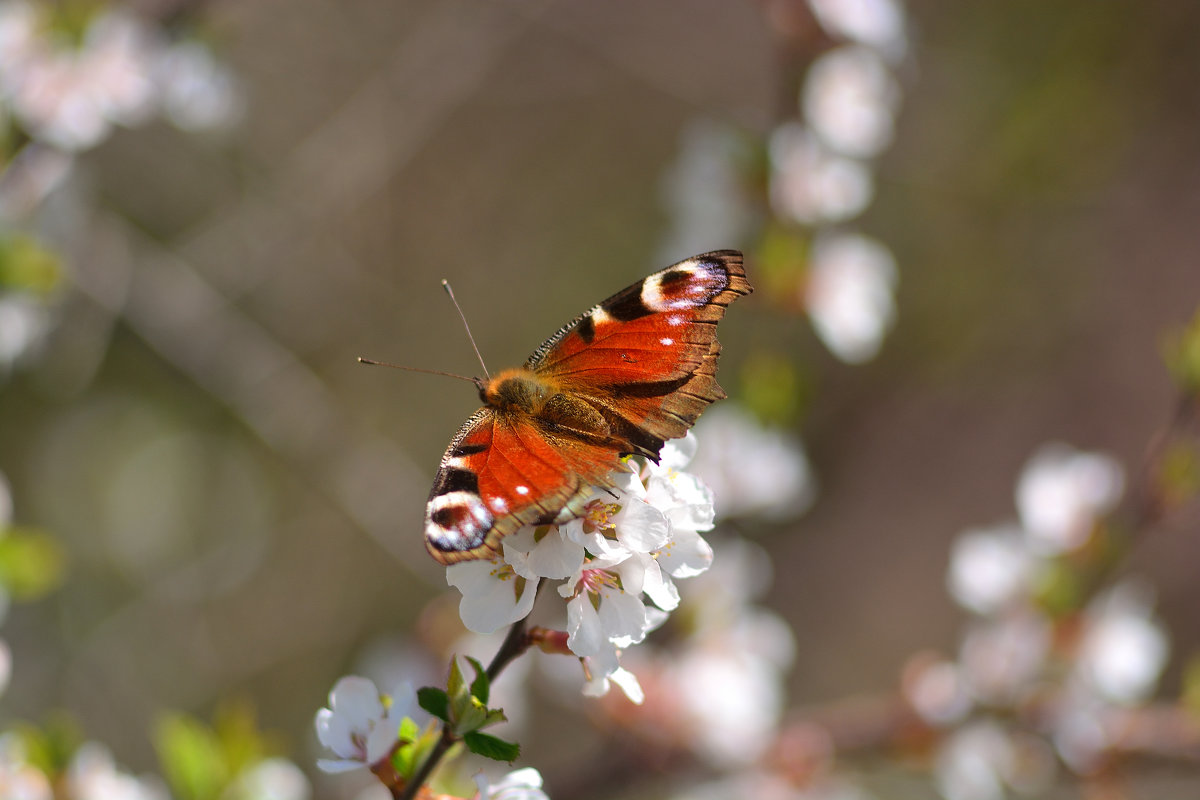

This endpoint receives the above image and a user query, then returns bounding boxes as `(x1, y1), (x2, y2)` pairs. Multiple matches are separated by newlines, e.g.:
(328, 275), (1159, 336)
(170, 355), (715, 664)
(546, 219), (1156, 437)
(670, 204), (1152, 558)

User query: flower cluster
(446, 436), (716, 703)
(0, 1), (239, 154)
(902, 443), (1171, 800)
(314, 675), (548, 799)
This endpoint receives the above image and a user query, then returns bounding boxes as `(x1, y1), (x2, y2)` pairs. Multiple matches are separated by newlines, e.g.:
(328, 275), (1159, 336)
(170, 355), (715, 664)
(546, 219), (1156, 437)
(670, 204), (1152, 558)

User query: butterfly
(425, 250), (752, 564)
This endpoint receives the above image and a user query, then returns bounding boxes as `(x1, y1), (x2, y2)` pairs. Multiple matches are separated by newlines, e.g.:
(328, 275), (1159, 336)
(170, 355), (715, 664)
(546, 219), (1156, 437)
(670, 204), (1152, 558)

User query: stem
(398, 615), (534, 800)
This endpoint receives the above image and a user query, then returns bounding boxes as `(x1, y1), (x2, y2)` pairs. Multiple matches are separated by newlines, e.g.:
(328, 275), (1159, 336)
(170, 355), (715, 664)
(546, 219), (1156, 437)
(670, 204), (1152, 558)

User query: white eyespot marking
(660, 337), (674, 346)
(426, 491), (494, 549)
(590, 307), (613, 327)
(515, 485), (530, 496)
(667, 314), (686, 327)
(641, 265), (700, 312)
(489, 496), (509, 513)
(444, 456), (468, 469)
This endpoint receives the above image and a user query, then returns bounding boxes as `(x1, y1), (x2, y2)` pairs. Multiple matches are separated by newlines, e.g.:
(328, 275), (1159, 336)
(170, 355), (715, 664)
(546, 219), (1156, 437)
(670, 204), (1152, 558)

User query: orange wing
(424, 251), (752, 564)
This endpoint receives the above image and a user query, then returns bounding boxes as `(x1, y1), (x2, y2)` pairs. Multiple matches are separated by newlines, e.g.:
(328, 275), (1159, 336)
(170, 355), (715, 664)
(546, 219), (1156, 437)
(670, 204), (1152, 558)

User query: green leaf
(446, 657), (466, 700)
(211, 700), (268, 776)
(417, 687), (449, 722)
(466, 656), (489, 705)
(1182, 655), (1200, 719)
(0, 234), (62, 295)
(154, 713), (230, 800)
(451, 698), (488, 737)
(13, 714), (82, 775)
(462, 731), (520, 763)
(1165, 308), (1200, 394)
(0, 527), (66, 601)
(394, 720), (441, 782)
(481, 708), (507, 729)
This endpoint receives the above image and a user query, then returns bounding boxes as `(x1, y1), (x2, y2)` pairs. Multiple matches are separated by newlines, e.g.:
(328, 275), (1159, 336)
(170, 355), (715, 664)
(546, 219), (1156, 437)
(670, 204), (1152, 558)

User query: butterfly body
(424, 251), (752, 564)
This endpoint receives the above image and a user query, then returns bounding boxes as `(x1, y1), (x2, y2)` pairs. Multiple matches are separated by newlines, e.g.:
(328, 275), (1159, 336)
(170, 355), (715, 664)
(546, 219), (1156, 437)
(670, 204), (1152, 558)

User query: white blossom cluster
(0, 733), (310, 800)
(314, 677), (548, 799)
(0, 0), (239, 154)
(772, 0), (907, 363)
(903, 443), (1171, 800)
(447, 435), (716, 703)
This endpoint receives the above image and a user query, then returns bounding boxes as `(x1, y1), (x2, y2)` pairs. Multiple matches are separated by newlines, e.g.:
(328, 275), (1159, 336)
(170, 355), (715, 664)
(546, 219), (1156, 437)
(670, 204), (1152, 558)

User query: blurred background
(3, 0), (1200, 798)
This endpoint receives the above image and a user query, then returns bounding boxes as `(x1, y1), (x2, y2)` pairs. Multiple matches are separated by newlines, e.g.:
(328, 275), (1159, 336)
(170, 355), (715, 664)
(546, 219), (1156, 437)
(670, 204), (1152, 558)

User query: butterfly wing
(425, 407), (617, 563)
(424, 250), (751, 565)
(528, 250), (752, 458)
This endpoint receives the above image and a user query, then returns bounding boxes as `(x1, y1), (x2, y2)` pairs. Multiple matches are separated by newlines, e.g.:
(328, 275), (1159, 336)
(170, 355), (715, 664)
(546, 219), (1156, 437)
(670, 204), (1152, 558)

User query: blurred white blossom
(1073, 581), (1168, 706)
(659, 119), (753, 263)
(156, 41), (241, 132)
(804, 232), (897, 363)
(689, 404), (815, 521)
(1015, 443), (1124, 555)
(227, 758), (311, 800)
(958, 612), (1050, 706)
(804, 46), (901, 158)
(0, 294), (52, 369)
(769, 124), (874, 224)
(807, 0), (908, 62)
(0, 2), (240, 154)
(314, 677), (413, 773)
(904, 657), (971, 726)
(0, 734), (51, 800)
(474, 767), (550, 800)
(66, 743), (169, 800)
(947, 526), (1032, 615)
(935, 722), (1054, 800)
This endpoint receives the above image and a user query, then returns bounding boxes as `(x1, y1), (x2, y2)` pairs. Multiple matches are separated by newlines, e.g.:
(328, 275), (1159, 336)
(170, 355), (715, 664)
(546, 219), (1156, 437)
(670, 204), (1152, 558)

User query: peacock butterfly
(425, 250), (752, 564)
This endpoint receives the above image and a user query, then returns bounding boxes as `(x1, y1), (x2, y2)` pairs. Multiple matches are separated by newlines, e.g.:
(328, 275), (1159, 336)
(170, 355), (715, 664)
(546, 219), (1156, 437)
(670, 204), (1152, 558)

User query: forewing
(424, 408), (624, 565)
(525, 250), (752, 456)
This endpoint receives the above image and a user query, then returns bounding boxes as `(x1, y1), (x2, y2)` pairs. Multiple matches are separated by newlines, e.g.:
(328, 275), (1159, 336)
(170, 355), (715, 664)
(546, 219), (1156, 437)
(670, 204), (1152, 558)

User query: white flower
(946, 526), (1033, 615)
(314, 677), (414, 773)
(803, 46), (901, 159)
(1074, 581), (1168, 705)
(562, 554), (653, 656)
(66, 743), (168, 800)
(807, 0), (908, 62)
(474, 766), (550, 800)
(1015, 443), (1124, 555)
(447, 555), (539, 635)
(769, 123), (874, 224)
(503, 526), (584, 581)
(580, 644), (645, 704)
(562, 468), (670, 560)
(804, 232), (897, 363)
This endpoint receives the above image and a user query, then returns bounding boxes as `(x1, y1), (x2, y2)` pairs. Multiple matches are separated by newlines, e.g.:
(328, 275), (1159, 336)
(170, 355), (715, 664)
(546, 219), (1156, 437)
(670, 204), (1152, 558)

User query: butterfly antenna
(442, 279), (491, 381)
(357, 357), (481, 388)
